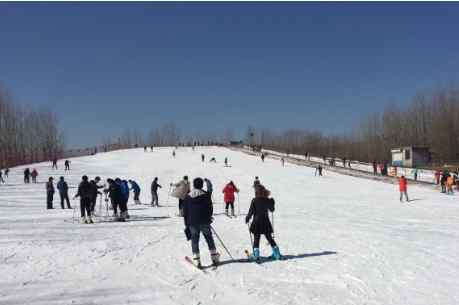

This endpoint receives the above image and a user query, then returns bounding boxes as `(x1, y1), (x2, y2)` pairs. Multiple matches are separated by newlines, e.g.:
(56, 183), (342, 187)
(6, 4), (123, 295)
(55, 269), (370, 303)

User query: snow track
(1, 147), (458, 305)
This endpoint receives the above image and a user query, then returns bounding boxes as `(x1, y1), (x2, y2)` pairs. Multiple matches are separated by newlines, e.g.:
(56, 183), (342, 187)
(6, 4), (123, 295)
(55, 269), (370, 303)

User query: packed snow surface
(1, 147), (458, 305)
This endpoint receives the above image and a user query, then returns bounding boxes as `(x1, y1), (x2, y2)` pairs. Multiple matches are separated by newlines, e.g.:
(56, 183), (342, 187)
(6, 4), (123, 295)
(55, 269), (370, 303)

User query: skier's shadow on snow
(217, 251), (337, 267)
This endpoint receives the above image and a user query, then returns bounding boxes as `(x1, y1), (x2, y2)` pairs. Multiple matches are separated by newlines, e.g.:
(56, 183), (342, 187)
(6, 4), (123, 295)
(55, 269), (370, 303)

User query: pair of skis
(184, 256), (218, 272)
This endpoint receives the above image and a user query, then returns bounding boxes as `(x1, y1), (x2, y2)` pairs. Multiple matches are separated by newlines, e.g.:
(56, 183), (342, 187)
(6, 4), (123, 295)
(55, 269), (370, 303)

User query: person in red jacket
(399, 175), (409, 202)
(222, 181), (239, 216)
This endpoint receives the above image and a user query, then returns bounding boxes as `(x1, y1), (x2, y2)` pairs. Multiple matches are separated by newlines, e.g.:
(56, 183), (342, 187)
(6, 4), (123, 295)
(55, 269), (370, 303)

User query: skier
(64, 160), (71, 171)
(105, 178), (124, 219)
(245, 185), (281, 261)
(223, 181), (239, 217)
(52, 158), (58, 169)
(129, 179), (141, 204)
(183, 177), (220, 268)
(201, 154), (205, 162)
(24, 168), (30, 184)
(204, 178), (213, 197)
(281, 157), (285, 167)
(151, 177), (162, 206)
(0, 170), (4, 183)
(171, 176), (190, 216)
(399, 175), (409, 202)
(315, 165), (323, 176)
(440, 170), (449, 193)
(372, 161), (377, 175)
(89, 177), (103, 214)
(446, 174), (454, 195)
(31, 168), (38, 183)
(118, 179), (130, 218)
(224, 157), (228, 167)
(46, 177), (55, 209)
(172, 150), (176, 158)
(144, 146), (147, 152)
(4, 168), (9, 178)
(74, 175), (94, 223)
(261, 153), (265, 162)
(57, 176), (72, 209)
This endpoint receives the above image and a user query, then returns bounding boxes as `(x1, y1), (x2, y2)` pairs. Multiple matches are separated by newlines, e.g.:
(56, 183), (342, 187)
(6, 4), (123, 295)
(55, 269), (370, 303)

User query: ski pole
(210, 225), (234, 260)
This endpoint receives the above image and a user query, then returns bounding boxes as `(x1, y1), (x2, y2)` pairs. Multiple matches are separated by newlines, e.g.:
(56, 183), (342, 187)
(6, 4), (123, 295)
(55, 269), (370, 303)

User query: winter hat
(193, 177), (204, 189)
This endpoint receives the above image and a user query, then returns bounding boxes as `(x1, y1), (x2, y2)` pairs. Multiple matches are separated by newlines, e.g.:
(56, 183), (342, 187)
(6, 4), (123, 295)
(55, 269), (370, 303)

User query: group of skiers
(434, 169), (459, 195)
(23, 168), (39, 184)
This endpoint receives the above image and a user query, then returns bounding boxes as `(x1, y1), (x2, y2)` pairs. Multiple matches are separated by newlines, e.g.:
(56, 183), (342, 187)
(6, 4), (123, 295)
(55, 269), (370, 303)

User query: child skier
(245, 185), (281, 261)
(223, 181), (239, 217)
(399, 175), (409, 202)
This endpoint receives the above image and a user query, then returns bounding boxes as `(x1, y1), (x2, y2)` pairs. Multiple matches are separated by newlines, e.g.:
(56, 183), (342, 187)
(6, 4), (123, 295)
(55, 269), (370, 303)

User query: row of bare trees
(0, 86), (64, 168)
(247, 87), (459, 164)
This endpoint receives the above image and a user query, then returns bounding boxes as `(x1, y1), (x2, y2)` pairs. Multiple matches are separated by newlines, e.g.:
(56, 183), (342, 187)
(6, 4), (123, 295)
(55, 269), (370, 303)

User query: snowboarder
(46, 177), (55, 209)
(151, 177), (162, 206)
(223, 181), (239, 217)
(171, 176), (190, 216)
(129, 179), (141, 204)
(74, 175), (94, 223)
(245, 185), (281, 261)
(183, 177), (220, 268)
(31, 168), (38, 183)
(52, 158), (58, 169)
(399, 175), (409, 202)
(64, 160), (71, 171)
(24, 168), (30, 184)
(201, 154), (205, 162)
(57, 176), (72, 209)
(204, 178), (213, 197)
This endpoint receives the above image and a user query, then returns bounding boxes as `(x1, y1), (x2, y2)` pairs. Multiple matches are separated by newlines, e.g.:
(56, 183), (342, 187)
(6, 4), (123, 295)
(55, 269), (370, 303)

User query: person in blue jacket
(129, 179), (141, 204)
(116, 178), (130, 219)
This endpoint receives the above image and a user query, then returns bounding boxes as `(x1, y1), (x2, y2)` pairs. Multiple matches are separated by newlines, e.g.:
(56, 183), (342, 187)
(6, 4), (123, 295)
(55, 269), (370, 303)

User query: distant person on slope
(0, 170), (4, 183)
(440, 170), (449, 193)
(261, 153), (265, 162)
(52, 158), (58, 169)
(31, 168), (38, 183)
(223, 181), (239, 217)
(46, 177), (55, 209)
(172, 150), (176, 158)
(224, 157), (228, 167)
(24, 168), (30, 184)
(171, 176), (190, 216)
(4, 168), (9, 178)
(129, 179), (141, 204)
(399, 175), (409, 203)
(74, 175), (94, 223)
(151, 177), (162, 206)
(183, 177), (220, 269)
(245, 185), (281, 261)
(57, 176), (72, 209)
(64, 160), (71, 171)
(201, 154), (205, 162)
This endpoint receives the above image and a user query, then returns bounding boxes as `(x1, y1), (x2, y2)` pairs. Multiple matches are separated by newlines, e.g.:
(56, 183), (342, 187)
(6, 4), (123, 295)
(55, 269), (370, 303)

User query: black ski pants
(253, 233), (277, 249)
(59, 192), (71, 209)
(80, 197), (91, 217)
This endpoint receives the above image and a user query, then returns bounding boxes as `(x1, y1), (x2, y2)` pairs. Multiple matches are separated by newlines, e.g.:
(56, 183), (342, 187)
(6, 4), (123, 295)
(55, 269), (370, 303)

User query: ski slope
(1, 147), (458, 305)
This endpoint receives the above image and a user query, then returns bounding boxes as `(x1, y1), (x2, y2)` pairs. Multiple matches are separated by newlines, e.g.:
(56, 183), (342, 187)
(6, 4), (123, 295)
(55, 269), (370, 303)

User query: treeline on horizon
(0, 86), (64, 168)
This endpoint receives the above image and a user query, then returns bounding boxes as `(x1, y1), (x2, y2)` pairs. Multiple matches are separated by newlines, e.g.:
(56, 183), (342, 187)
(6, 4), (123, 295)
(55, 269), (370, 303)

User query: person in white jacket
(170, 176), (190, 216)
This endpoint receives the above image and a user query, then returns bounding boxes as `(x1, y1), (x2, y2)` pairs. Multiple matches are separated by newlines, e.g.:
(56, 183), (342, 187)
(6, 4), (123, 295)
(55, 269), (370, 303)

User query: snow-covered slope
(1, 147), (458, 305)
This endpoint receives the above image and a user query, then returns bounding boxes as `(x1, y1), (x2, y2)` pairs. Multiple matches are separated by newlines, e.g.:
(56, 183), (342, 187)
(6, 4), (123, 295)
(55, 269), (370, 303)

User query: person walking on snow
(399, 175), (409, 202)
(245, 184), (281, 261)
(151, 177), (162, 206)
(224, 157), (228, 167)
(129, 179), (141, 204)
(31, 168), (38, 183)
(74, 175), (94, 223)
(64, 160), (71, 171)
(57, 176), (72, 209)
(171, 176), (190, 216)
(52, 158), (58, 169)
(183, 177), (220, 269)
(46, 177), (55, 209)
(204, 178), (213, 197)
(223, 181), (239, 216)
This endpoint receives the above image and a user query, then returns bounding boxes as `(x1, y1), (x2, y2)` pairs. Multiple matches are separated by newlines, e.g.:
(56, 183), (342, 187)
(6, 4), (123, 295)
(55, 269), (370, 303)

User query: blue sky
(1, 3), (459, 147)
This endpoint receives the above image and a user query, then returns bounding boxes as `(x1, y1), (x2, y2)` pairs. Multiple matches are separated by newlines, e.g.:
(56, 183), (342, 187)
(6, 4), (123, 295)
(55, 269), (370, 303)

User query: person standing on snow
(57, 176), (72, 209)
(4, 168), (9, 178)
(46, 177), (55, 209)
(151, 177), (162, 206)
(31, 168), (38, 183)
(399, 175), (409, 202)
(24, 168), (30, 184)
(129, 179), (141, 204)
(440, 170), (449, 193)
(281, 157), (285, 167)
(434, 169), (441, 185)
(183, 177), (220, 269)
(0, 170), (4, 183)
(204, 178), (213, 197)
(446, 174), (454, 195)
(171, 176), (190, 216)
(245, 185), (281, 261)
(261, 153), (265, 162)
(223, 181), (239, 217)
(172, 150), (176, 158)
(201, 154), (205, 162)
(52, 158), (58, 169)
(74, 175), (94, 223)
(118, 179), (130, 218)
(64, 160), (71, 171)
(105, 178), (123, 219)
(89, 177), (103, 214)
(224, 157), (228, 167)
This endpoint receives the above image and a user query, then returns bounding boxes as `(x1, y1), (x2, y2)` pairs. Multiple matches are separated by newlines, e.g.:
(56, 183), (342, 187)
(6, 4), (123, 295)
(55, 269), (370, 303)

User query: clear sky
(1, 2), (459, 148)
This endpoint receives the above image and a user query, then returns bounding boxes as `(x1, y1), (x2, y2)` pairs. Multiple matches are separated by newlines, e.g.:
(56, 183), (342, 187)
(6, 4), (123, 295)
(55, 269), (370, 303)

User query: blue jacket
(130, 181), (140, 193)
(120, 180), (130, 200)
(57, 180), (68, 193)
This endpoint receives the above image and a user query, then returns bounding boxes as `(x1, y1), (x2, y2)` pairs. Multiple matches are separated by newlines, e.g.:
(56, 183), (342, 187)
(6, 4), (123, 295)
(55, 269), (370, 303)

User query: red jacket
(223, 183), (238, 203)
(399, 177), (407, 192)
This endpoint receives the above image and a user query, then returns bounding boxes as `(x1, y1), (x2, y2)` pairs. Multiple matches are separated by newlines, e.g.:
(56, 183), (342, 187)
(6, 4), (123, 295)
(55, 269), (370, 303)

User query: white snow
(1, 146), (458, 305)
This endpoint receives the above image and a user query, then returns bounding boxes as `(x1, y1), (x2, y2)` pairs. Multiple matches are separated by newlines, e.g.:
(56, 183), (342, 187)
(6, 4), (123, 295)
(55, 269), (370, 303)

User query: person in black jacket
(74, 175), (94, 223)
(245, 185), (281, 261)
(46, 177), (55, 209)
(105, 178), (124, 220)
(183, 177), (220, 268)
(151, 177), (161, 206)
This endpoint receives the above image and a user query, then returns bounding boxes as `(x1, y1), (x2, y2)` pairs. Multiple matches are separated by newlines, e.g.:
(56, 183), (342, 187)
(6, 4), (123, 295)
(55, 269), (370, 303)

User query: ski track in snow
(1, 147), (459, 305)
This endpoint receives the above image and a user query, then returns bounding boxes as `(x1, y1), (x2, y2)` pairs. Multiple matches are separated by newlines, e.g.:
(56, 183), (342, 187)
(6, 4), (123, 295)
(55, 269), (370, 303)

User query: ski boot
(225, 209), (229, 217)
(80, 217), (87, 224)
(193, 254), (202, 269)
(271, 246), (282, 260)
(231, 209), (235, 217)
(88, 216), (94, 224)
(210, 249), (220, 266)
(249, 248), (260, 262)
